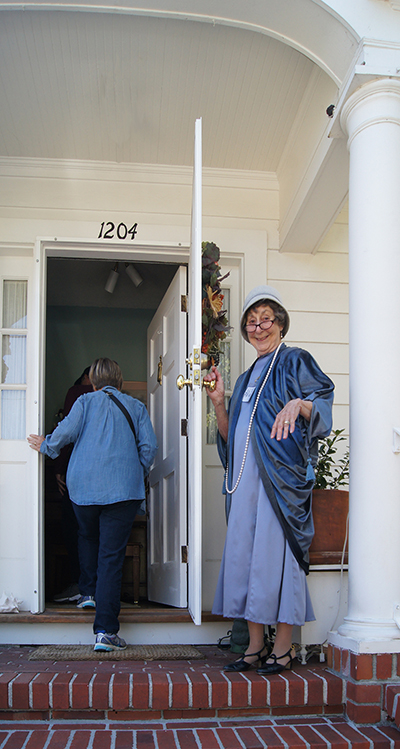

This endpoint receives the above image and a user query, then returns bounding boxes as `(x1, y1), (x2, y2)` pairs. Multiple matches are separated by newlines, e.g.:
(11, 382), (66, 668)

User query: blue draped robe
(217, 344), (334, 574)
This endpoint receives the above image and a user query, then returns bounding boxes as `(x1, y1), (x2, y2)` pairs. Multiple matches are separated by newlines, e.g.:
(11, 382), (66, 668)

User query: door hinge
(181, 295), (188, 312)
(181, 545), (188, 564)
(181, 418), (188, 437)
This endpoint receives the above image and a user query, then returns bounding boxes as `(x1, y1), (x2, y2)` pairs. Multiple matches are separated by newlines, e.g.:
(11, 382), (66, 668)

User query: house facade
(0, 0), (399, 663)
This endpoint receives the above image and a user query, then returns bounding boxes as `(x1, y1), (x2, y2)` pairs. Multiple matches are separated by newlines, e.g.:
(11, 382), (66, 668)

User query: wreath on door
(201, 241), (230, 367)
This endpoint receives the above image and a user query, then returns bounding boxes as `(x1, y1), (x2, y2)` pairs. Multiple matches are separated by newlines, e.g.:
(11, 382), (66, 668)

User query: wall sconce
(105, 263), (119, 294)
(125, 263), (143, 287)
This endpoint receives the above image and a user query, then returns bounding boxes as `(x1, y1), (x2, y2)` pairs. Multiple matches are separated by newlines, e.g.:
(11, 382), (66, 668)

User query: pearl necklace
(225, 342), (283, 495)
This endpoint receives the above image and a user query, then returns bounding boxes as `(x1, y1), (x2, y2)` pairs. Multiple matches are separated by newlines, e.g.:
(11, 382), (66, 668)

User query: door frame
(35, 238), (191, 611)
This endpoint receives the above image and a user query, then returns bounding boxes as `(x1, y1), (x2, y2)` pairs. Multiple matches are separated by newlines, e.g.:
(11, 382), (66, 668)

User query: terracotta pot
(309, 489), (349, 565)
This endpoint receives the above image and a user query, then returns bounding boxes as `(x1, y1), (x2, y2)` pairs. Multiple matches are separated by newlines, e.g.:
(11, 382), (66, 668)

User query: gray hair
(89, 358), (123, 390)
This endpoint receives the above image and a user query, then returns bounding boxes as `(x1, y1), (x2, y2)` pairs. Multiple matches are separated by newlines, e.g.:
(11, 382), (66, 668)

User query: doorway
(44, 255), (180, 608)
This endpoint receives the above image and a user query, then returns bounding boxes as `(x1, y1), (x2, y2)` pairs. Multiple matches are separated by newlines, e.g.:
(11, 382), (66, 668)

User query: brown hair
(89, 358), (123, 390)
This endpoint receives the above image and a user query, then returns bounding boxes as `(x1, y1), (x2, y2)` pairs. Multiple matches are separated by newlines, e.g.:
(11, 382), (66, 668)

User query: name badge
(242, 386), (256, 402)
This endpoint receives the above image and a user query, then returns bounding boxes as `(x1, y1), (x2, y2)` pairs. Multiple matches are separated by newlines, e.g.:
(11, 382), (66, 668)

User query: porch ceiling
(0, 9), (325, 171)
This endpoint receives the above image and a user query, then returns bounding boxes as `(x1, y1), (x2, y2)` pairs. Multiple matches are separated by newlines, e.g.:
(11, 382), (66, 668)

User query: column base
(329, 617), (400, 654)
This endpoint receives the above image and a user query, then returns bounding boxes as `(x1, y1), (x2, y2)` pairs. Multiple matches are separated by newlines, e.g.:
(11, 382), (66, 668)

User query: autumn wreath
(201, 241), (230, 367)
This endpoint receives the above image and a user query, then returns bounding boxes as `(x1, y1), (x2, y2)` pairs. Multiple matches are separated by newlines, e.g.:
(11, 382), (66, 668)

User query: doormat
(28, 644), (205, 661)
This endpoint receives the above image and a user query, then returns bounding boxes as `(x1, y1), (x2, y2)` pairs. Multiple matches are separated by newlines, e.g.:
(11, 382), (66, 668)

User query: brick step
(385, 685), (400, 728)
(0, 667), (345, 721)
(1, 717), (400, 748)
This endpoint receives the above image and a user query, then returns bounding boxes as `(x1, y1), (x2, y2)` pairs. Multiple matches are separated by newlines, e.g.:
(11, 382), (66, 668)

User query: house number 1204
(98, 222), (138, 240)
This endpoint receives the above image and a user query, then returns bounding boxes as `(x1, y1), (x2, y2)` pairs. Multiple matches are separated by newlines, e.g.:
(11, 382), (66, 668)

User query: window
(1, 280), (27, 439)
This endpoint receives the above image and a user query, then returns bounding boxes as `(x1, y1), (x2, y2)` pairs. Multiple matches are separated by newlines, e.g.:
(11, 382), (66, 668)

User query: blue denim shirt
(40, 387), (158, 505)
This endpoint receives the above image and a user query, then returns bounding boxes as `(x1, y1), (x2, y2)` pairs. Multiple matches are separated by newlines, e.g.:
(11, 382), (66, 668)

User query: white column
(330, 79), (400, 653)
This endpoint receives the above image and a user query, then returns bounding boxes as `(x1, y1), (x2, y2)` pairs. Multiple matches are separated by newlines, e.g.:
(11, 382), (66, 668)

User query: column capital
(340, 78), (400, 145)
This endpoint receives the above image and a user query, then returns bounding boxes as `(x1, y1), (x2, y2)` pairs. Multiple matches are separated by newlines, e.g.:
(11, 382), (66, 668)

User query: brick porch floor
(1, 646), (400, 747)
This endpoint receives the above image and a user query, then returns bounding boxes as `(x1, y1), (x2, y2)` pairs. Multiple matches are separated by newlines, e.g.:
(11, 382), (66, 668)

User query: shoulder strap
(104, 390), (137, 442)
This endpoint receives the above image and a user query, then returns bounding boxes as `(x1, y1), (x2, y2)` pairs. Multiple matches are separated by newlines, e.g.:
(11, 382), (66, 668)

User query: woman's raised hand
(271, 398), (312, 441)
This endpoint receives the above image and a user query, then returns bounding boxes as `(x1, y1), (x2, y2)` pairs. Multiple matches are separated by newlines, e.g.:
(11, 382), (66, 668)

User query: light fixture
(105, 263), (119, 294)
(125, 263), (143, 287)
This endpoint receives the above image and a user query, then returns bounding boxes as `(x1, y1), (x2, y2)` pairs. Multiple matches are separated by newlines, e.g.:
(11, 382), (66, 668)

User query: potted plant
(309, 429), (349, 566)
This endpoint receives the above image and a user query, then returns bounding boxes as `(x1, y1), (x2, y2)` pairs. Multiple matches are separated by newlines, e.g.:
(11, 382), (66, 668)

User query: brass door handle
(203, 379), (216, 392)
(176, 374), (192, 391)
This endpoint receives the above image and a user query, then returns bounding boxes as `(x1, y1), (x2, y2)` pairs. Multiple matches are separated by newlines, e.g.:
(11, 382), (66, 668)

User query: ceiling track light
(125, 263), (143, 287)
(105, 262), (119, 294)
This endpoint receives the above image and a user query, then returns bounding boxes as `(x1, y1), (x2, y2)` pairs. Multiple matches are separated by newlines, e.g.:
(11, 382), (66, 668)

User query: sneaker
(53, 583), (80, 603)
(76, 595), (96, 609)
(94, 633), (127, 651)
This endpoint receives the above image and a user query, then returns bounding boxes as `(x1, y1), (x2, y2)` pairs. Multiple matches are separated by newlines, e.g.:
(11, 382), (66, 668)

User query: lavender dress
(212, 355), (315, 626)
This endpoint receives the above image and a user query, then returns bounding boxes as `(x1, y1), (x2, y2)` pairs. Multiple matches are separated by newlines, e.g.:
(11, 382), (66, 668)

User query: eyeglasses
(245, 319), (276, 333)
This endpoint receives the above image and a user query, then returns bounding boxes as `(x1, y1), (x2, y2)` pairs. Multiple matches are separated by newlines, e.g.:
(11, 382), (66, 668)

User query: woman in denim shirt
(28, 358), (157, 652)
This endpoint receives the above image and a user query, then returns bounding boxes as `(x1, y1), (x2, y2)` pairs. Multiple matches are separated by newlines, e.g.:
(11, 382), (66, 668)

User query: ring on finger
(284, 420), (290, 424)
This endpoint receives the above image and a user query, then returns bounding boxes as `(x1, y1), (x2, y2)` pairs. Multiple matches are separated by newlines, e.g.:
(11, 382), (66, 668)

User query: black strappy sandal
(256, 647), (295, 675)
(224, 647), (268, 672)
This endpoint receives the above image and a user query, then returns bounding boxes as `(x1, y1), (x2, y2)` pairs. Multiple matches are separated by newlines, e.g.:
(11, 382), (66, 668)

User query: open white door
(187, 118), (203, 624)
(0, 252), (43, 613)
(147, 266), (188, 607)
(147, 119), (203, 623)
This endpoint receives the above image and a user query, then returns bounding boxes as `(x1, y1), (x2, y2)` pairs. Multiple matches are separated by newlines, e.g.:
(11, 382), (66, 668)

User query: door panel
(147, 266), (187, 607)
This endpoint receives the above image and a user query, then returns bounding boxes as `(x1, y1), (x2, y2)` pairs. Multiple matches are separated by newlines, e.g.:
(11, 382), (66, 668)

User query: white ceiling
(0, 9), (322, 171)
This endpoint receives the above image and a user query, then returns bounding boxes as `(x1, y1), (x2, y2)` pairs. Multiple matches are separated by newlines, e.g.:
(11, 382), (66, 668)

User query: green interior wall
(45, 306), (155, 434)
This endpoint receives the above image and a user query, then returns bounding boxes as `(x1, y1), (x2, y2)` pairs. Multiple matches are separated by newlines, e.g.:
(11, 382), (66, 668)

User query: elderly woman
(205, 286), (334, 673)
(28, 358), (157, 652)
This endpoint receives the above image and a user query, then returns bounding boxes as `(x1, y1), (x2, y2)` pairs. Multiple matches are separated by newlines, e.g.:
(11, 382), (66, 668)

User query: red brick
(223, 673), (248, 708)
(215, 728), (244, 748)
(271, 705), (324, 716)
(113, 724), (163, 730)
(342, 649), (349, 675)
(397, 653), (400, 678)
(51, 674), (72, 710)
(92, 731), (113, 749)
(281, 671), (305, 706)
(358, 725), (399, 748)
(51, 711), (105, 721)
(304, 672), (324, 705)
(186, 673), (209, 709)
(47, 731), (73, 749)
(265, 674), (286, 707)
(2, 731), (29, 749)
(0, 673), (16, 709)
(150, 673), (169, 710)
(131, 673), (149, 710)
(0, 712), (50, 721)
(196, 729), (220, 749)
(385, 684), (400, 717)
(30, 674), (53, 710)
(253, 727), (286, 746)
(274, 726), (307, 748)
(170, 673), (189, 709)
(346, 699), (381, 724)
(327, 645), (333, 668)
(350, 653), (373, 681)
(167, 722), (218, 729)
(115, 731), (134, 749)
(163, 709), (216, 719)
(323, 704), (345, 715)
(25, 731), (51, 749)
(347, 681), (382, 703)
(153, 731), (177, 749)
(174, 729), (198, 749)
(294, 725), (328, 748)
(69, 732), (92, 749)
(241, 673), (267, 708)
(311, 724), (348, 747)
(327, 722), (372, 748)
(52, 724), (105, 731)
(92, 674), (111, 710)
(208, 673), (229, 709)
(235, 727), (264, 748)
(376, 653), (393, 680)
(107, 710), (162, 721)
(216, 707), (271, 718)
(70, 674), (92, 709)
(324, 673), (343, 705)
(10, 674), (33, 710)
(111, 674), (130, 711)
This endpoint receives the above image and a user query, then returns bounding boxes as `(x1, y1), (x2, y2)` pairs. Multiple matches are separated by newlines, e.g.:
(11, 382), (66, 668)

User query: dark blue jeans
(72, 499), (141, 634)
